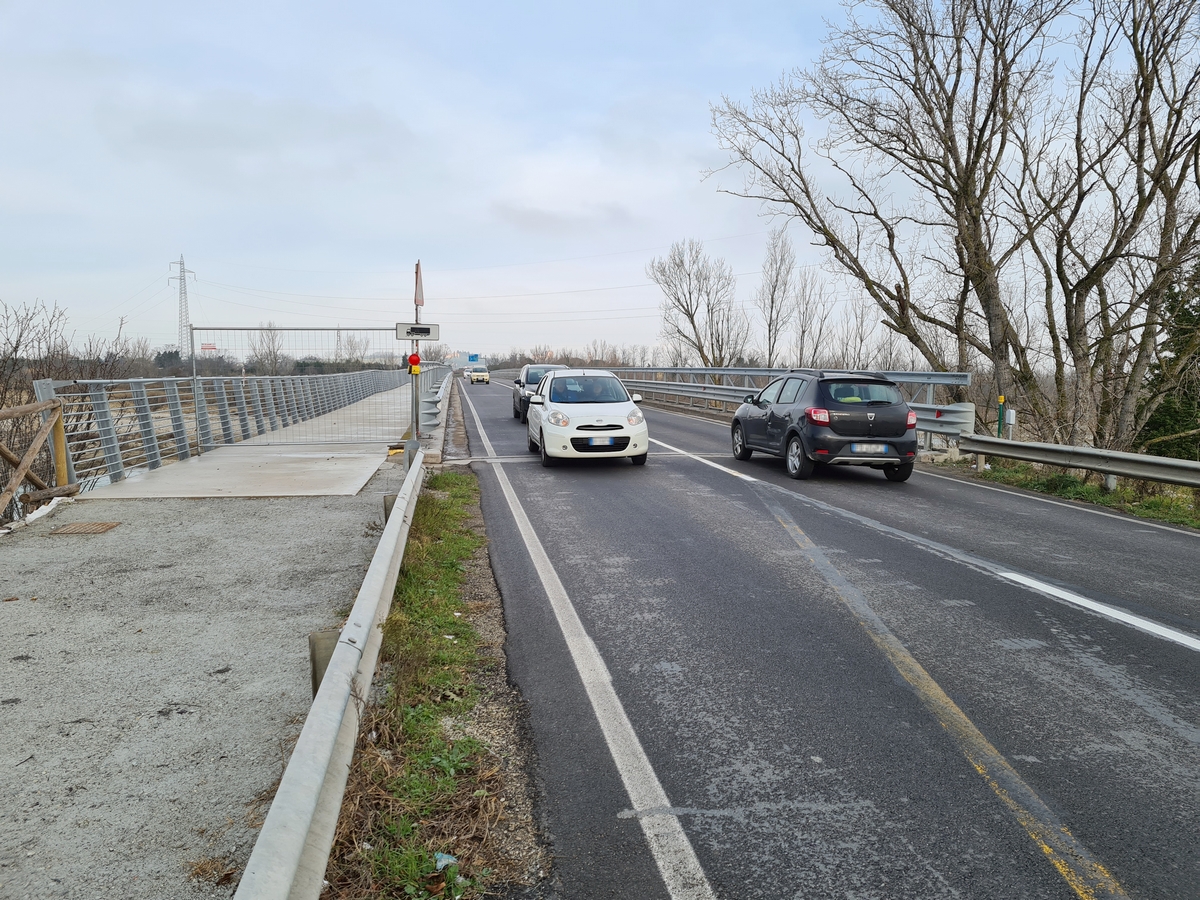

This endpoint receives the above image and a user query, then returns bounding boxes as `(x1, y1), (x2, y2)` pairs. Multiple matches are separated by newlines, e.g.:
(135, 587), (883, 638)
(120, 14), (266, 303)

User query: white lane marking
(998, 573), (1200, 653)
(918, 469), (1200, 539)
(460, 390), (716, 900)
(649, 438), (758, 482)
(652, 438), (1200, 655)
(651, 404), (1199, 540)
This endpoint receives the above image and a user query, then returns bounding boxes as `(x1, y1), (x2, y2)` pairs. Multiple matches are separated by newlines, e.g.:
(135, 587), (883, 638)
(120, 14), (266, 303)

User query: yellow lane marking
(765, 498), (1128, 900)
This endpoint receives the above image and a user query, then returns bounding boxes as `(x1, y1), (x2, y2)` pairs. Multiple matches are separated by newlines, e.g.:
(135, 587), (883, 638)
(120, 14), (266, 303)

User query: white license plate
(588, 436), (615, 446)
(851, 443), (887, 454)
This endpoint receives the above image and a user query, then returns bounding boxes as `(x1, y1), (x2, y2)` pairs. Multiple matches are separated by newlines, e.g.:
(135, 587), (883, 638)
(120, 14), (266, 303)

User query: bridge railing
(607, 367), (972, 437)
(32, 368), (432, 490)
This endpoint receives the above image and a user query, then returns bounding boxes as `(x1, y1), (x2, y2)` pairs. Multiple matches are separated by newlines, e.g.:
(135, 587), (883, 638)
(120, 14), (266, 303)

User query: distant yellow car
(468, 365), (490, 384)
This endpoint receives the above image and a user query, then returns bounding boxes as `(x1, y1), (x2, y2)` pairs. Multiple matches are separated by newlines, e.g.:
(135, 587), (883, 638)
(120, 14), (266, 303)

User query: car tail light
(906, 409), (917, 429)
(807, 407), (830, 425)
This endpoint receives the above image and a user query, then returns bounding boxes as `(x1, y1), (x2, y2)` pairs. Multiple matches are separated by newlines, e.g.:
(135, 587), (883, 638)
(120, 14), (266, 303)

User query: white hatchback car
(526, 369), (648, 466)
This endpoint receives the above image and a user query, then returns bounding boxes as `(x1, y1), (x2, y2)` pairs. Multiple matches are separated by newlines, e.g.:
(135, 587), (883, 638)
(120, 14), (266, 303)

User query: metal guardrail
(959, 434), (1200, 489)
(32, 368), (446, 490)
(607, 368), (973, 437)
(235, 448), (426, 899)
(611, 366), (971, 387)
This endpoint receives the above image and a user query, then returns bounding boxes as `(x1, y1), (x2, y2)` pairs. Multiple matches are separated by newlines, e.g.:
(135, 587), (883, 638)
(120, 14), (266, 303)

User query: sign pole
(412, 261), (424, 441)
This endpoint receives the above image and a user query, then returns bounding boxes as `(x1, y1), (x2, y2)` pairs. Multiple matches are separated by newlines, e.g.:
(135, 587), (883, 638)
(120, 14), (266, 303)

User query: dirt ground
(0, 473), (407, 899)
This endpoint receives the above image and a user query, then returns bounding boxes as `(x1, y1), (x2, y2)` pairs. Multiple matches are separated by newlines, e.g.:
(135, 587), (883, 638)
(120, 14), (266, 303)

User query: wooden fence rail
(0, 399), (76, 522)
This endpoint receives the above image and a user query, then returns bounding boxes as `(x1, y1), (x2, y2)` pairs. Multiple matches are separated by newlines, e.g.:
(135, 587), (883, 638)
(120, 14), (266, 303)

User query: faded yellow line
(767, 504), (1128, 900)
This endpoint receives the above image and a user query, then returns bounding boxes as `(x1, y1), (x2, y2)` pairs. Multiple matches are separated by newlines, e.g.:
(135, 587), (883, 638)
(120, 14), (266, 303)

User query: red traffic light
(407, 353), (421, 366)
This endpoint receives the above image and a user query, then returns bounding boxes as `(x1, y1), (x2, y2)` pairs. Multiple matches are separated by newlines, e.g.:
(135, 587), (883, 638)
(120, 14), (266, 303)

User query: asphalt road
(454, 379), (1200, 900)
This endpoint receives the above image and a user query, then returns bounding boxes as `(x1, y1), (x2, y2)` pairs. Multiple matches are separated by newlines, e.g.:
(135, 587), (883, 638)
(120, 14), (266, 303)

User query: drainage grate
(50, 522), (121, 535)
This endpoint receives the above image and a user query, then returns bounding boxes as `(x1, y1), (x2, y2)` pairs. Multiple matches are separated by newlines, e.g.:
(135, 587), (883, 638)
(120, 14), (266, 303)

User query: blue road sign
(468, 353), (479, 362)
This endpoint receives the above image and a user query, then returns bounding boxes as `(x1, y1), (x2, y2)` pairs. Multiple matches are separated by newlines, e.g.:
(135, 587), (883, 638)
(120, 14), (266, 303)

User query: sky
(0, 1), (838, 357)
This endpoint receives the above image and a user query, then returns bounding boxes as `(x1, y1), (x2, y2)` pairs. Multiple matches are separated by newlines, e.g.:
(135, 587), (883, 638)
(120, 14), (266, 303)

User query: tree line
(699, 0), (1200, 454)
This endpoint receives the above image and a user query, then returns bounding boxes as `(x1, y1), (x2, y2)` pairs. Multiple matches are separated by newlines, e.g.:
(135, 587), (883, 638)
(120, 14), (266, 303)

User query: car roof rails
(787, 367), (887, 379)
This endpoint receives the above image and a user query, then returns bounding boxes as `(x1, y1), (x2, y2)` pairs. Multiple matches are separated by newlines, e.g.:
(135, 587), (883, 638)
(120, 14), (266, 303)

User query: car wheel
(631, 453), (647, 466)
(731, 423), (752, 460)
(512, 401), (520, 419)
(785, 435), (814, 480)
(884, 462), (914, 482)
(520, 405), (528, 424)
(539, 432), (558, 467)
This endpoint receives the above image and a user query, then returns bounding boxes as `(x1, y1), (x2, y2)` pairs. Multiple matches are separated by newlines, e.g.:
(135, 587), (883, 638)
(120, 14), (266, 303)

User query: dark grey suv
(512, 364), (567, 422)
(731, 372), (918, 481)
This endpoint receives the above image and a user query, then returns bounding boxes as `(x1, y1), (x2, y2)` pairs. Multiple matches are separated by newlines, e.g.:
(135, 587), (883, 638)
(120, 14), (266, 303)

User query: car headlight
(627, 409), (644, 426)
(548, 410), (570, 427)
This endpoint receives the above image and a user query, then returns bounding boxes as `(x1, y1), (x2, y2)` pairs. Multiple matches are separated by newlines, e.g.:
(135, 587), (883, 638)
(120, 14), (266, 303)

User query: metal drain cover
(50, 522), (120, 535)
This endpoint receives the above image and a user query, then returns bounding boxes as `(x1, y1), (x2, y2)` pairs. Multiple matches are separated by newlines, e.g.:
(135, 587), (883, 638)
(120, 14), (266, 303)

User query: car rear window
(527, 367), (549, 382)
(821, 381), (902, 404)
(548, 375), (629, 404)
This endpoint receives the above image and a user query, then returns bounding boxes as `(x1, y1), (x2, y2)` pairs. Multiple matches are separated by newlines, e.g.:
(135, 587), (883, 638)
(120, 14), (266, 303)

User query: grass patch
(942, 456), (1200, 529)
(326, 471), (503, 899)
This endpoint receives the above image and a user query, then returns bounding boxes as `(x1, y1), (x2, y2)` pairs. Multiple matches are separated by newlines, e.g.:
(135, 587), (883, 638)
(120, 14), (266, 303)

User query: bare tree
(790, 268), (836, 368)
(713, 0), (1200, 447)
(342, 334), (369, 366)
(248, 323), (293, 375)
(648, 239), (750, 367)
(754, 226), (797, 367)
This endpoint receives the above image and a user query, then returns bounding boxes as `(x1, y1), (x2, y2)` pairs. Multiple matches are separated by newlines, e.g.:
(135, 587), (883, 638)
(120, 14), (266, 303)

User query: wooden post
(52, 408), (68, 487)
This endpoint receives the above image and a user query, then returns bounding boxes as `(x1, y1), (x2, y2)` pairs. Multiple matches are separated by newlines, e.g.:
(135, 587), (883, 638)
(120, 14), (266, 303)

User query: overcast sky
(0, 1), (837, 356)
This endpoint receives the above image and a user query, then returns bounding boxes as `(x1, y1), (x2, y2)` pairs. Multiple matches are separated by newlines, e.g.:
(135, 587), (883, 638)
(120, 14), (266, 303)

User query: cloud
(491, 201), (636, 236)
(95, 88), (417, 190)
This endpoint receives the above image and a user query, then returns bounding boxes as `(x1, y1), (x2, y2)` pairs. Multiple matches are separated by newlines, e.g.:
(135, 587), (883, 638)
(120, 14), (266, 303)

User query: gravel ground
(0, 463), (406, 899)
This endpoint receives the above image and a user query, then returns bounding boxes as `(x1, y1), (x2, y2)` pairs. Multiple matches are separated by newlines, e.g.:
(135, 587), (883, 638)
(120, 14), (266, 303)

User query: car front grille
(575, 424), (622, 431)
(570, 436), (631, 453)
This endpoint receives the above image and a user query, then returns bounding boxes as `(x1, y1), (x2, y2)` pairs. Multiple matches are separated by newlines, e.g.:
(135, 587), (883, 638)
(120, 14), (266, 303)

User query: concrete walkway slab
(85, 442), (389, 498)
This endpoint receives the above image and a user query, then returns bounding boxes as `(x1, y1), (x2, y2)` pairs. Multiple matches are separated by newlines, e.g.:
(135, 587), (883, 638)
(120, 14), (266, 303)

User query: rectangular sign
(468, 353), (479, 362)
(200, 343), (217, 351)
(396, 323), (440, 341)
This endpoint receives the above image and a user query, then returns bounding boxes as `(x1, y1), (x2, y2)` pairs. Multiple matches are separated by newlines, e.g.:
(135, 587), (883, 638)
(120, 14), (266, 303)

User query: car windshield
(548, 375), (629, 404)
(821, 381), (902, 405)
(473, 366), (487, 372)
(526, 367), (550, 383)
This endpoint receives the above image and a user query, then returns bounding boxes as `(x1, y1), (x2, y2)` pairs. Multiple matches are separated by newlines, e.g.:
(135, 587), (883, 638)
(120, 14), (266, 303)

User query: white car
(526, 369), (648, 466)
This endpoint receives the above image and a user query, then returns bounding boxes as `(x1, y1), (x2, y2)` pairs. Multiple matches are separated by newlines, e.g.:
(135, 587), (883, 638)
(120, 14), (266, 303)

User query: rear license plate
(850, 443), (887, 454)
(588, 436), (615, 446)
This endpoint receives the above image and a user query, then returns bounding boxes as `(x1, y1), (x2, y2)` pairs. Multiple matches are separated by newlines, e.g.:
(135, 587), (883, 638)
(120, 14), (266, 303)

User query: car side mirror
(514, 378), (522, 385)
(744, 394), (756, 404)
(529, 395), (544, 405)
(631, 393), (642, 403)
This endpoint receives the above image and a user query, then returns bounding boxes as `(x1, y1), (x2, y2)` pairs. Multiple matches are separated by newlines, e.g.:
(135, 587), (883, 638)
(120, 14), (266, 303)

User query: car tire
(785, 435), (814, 480)
(731, 423), (752, 460)
(884, 462), (914, 483)
(631, 453), (647, 466)
(512, 402), (520, 419)
(520, 406), (528, 424)
(528, 432), (538, 453)
(539, 432), (558, 467)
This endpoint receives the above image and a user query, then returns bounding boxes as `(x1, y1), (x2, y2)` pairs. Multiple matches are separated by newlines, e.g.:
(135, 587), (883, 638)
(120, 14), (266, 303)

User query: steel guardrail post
(214, 380), (235, 444)
(232, 379), (254, 440)
(195, 380), (215, 451)
(163, 381), (192, 460)
(130, 382), (163, 470)
(87, 385), (125, 483)
(33, 379), (77, 485)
